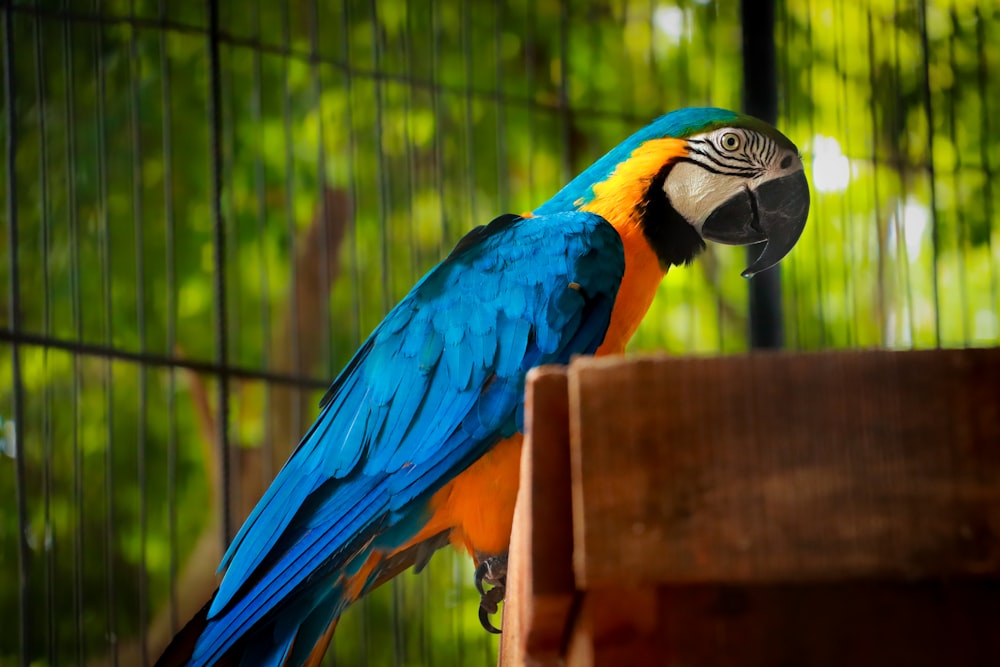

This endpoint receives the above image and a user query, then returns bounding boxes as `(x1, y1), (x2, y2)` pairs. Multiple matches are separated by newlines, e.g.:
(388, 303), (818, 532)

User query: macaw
(157, 107), (809, 667)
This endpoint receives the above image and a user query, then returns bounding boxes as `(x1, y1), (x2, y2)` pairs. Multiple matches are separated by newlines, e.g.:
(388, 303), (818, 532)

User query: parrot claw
(475, 554), (508, 634)
(478, 589), (505, 634)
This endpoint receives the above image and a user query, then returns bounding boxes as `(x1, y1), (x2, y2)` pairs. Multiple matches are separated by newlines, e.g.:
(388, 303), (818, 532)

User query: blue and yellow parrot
(158, 107), (809, 667)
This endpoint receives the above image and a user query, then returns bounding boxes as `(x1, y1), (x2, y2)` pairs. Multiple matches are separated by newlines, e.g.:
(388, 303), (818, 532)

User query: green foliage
(775, 0), (1000, 350)
(1, 0), (997, 665)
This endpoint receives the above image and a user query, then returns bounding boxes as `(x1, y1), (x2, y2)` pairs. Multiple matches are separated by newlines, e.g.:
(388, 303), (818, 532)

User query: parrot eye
(719, 132), (742, 152)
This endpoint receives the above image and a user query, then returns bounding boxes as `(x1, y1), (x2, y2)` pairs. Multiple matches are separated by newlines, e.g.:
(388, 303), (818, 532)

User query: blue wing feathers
(467, 299), (495, 336)
(196, 486), (393, 663)
(417, 330), (445, 371)
(216, 344), (375, 589)
(189, 212), (625, 666)
(495, 316), (532, 377)
(376, 372), (427, 450)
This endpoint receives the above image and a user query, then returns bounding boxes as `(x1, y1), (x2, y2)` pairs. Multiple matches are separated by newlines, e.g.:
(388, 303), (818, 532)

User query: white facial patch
(662, 161), (750, 232)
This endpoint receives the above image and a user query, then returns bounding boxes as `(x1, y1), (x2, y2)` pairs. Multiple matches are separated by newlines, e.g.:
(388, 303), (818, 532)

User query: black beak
(700, 170), (810, 278)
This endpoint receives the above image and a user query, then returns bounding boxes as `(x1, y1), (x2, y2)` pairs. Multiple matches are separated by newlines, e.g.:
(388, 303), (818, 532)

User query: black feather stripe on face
(638, 162), (707, 269)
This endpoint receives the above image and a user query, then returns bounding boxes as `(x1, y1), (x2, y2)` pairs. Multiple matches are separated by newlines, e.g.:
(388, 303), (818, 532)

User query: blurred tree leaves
(1, 0), (998, 664)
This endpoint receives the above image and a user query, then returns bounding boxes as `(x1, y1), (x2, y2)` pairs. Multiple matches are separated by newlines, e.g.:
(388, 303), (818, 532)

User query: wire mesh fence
(1, 0), (997, 665)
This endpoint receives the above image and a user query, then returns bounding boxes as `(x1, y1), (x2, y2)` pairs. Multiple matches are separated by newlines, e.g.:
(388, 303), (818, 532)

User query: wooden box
(499, 349), (1000, 667)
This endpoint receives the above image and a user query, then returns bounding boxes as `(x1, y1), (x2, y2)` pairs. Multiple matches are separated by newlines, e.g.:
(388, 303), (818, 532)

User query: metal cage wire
(1, 0), (998, 665)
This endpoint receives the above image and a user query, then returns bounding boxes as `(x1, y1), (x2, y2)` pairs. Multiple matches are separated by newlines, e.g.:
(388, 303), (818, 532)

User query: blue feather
(185, 210), (625, 666)
(377, 372), (428, 447)
(495, 316), (532, 377)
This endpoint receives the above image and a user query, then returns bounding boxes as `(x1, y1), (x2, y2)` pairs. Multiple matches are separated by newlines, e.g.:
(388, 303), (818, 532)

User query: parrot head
(536, 107), (810, 278)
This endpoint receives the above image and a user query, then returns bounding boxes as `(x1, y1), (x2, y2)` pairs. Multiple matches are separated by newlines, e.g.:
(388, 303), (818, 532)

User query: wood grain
(499, 365), (576, 667)
(567, 348), (1000, 587)
(652, 581), (1000, 667)
(564, 581), (1000, 667)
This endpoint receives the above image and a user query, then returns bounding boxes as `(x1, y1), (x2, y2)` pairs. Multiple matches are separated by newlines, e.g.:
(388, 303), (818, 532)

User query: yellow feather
(582, 138), (689, 354)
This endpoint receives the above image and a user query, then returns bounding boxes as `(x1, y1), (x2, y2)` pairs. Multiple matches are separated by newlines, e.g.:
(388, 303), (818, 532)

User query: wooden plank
(565, 582), (1000, 667)
(653, 582), (1000, 667)
(564, 587), (659, 667)
(499, 365), (575, 667)
(568, 348), (1000, 587)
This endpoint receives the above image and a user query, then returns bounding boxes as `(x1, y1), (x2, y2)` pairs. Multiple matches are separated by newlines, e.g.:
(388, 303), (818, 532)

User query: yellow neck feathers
(580, 137), (689, 354)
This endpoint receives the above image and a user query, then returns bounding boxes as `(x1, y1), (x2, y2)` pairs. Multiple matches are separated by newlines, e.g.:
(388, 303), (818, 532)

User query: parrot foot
(475, 554), (508, 634)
